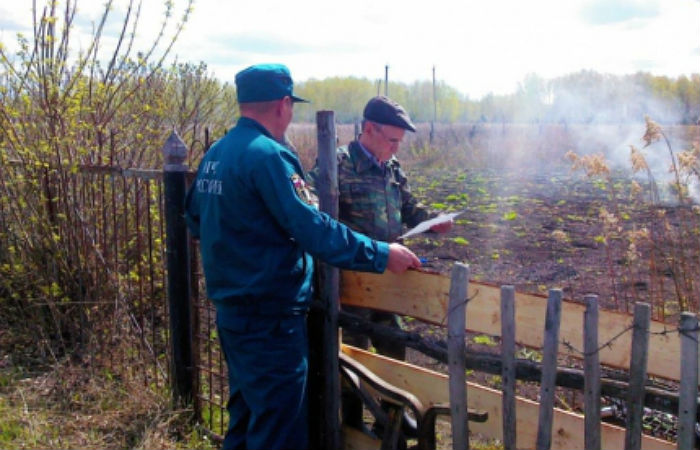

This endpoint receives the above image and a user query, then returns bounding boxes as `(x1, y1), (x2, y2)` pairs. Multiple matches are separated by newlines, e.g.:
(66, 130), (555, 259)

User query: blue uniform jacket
(185, 117), (390, 314)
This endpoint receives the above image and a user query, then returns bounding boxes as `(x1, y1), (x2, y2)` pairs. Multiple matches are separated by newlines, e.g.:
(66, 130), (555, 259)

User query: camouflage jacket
(330, 140), (432, 241)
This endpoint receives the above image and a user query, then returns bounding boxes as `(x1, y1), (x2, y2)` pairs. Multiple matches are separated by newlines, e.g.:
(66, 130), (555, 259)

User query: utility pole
(384, 65), (389, 96)
(431, 65), (437, 143)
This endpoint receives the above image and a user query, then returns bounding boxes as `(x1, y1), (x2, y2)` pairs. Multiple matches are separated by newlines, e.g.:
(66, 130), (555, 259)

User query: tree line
(293, 71), (700, 125)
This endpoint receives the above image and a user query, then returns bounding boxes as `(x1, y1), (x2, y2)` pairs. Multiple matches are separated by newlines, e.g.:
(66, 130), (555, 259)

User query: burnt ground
(377, 166), (700, 445)
(403, 166), (700, 319)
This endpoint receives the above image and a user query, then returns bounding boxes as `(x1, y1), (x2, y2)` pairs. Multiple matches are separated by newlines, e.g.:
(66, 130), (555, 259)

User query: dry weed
(0, 347), (214, 449)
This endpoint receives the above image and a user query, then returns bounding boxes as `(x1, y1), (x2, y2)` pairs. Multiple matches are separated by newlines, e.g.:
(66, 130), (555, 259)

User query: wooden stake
(448, 263), (469, 450)
(501, 285), (516, 450)
(584, 294), (601, 450)
(625, 302), (651, 450)
(536, 289), (562, 450)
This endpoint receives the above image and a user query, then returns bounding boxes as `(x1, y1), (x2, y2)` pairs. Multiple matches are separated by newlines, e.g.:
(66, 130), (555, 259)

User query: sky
(0, 0), (698, 99)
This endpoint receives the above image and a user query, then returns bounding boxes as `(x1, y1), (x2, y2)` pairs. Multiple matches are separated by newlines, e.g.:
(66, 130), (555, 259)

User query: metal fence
(1, 156), (171, 393)
(191, 266), (228, 437)
(1, 133), (226, 436)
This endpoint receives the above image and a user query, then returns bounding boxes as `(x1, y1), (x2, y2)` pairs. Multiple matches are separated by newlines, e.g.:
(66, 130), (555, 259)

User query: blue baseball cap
(235, 63), (309, 104)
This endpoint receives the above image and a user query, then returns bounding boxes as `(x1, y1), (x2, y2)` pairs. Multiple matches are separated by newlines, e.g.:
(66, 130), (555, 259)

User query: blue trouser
(216, 312), (308, 450)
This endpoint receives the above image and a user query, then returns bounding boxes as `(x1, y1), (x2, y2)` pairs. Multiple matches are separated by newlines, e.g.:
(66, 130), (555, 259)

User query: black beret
(363, 96), (416, 132)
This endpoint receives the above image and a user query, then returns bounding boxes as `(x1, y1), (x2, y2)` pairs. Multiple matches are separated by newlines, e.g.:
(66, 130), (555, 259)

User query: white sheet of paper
(398, 210), (466, 240)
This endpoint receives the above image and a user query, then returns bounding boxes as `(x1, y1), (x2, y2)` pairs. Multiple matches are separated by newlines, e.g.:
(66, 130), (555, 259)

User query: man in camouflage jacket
(335, 95), (452, 355)
(312, 95), (452, 433)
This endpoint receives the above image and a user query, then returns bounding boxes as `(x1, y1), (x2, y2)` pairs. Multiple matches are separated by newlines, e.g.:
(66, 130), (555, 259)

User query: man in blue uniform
(184, 63), (422, 450)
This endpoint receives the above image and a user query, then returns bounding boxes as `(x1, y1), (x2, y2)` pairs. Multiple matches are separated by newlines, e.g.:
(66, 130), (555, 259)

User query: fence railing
(0, 158), (171, 392)
(339, 268), (698, 449)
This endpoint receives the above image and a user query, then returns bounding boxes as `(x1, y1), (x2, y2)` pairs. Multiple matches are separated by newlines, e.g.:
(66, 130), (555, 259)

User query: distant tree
(294, 76), (376, 123)
(290, 70), (698, 125)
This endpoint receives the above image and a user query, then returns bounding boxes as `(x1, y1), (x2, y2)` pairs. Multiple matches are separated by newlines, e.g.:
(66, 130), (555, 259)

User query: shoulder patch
(291, 173), (318, 208)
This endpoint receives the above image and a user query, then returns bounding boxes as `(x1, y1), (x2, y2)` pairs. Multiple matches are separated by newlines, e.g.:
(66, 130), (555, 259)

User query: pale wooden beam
(342, 346), (675, 450)
(340, 270), (686, 384)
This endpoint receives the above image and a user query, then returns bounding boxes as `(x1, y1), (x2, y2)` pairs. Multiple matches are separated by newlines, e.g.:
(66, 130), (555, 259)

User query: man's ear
(276, 96), (291, 117)
(274, 98), (284, 117)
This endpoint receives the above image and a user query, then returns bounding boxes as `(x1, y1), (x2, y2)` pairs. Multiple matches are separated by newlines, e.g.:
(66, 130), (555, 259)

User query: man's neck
(241, 113), (283, 141)
(358, 134), (384, 163)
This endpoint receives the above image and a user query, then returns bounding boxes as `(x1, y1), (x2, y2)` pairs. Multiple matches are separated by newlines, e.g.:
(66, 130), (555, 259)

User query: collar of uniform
(237, 116), (274, 139)
(349, 140), (385, 174)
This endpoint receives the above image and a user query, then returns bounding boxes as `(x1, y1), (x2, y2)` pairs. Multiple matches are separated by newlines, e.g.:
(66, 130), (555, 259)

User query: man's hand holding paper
(398, 210), (465, 240)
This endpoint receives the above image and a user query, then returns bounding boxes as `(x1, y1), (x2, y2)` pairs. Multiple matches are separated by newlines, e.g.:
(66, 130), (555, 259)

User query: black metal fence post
(162, 131), (194, 407)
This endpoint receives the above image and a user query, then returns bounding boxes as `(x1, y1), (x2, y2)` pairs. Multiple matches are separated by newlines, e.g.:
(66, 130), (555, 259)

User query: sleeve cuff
(374, 241), (390, 273)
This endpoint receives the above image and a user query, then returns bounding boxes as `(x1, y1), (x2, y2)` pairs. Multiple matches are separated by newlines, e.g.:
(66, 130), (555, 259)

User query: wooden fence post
(308, 111), (340, 450)
(500, 285), (516, 450)
(536, 289), (562, 450)
(677, 312), (698, 450)
(583, 294), (601, 450)
(448, 263), (469, 450)
(162, 131), (194, 407)
(625, 302), (651, 450)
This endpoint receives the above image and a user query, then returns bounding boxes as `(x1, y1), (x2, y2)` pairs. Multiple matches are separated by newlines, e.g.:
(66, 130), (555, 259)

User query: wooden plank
(501, 285), (517, 450)
(677, 312), (698, 450)
(340, 270), (684, 383)
(448, 263), (469, 450)
(341, 346), (675, 450)
(339, 307), (687, 419)
(583, 295), (601, 450)
(536, 290), (563, 450)
(625, 303), (651, 450)
(343, 425), (380, 450)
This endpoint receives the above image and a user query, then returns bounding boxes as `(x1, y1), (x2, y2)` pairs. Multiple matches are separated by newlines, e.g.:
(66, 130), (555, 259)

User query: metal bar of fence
(110, 172), (119, 364)
(135, 178), (145, 381)
(194, 395), (226, 409)
(145, 180), (158, 388)
(195, 366), (227, 379)
(157, 176), (170, 388)
(206, 296), (216, 433)
(189, 212), (202, 420)
(219, 327), (225, 435)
